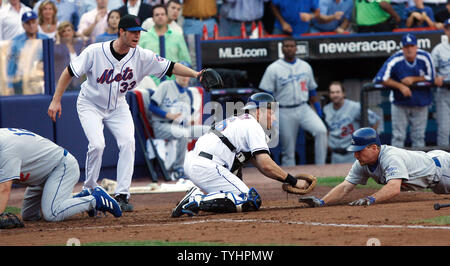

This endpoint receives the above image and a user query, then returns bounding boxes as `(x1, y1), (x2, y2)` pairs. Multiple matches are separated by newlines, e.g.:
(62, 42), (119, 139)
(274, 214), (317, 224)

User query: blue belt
(63, 149), (68, 157)
(432, 157), (441, 168)
(279, 102), (306, 108)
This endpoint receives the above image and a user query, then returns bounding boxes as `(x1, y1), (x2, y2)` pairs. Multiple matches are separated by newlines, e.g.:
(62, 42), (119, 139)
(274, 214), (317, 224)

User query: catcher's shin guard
(198, 189), (262, 213)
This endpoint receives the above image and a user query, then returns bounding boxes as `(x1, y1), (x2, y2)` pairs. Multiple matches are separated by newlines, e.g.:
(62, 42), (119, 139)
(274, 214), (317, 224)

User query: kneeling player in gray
(171, 93), (312, 218)
(299, 127), (450, 208)
(0, 128), (121, 225)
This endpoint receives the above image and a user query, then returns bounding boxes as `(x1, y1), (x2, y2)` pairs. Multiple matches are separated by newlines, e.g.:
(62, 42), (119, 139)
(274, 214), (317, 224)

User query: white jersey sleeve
(345, 161), (370, 185)
(69, 43), (98, 78)
(136, 47), (171, 81)
(243, 116), (270, 155)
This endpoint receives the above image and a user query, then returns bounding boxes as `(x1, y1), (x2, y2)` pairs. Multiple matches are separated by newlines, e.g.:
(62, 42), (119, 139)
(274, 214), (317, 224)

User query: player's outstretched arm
(321, 180), (356, 205)
(360, 178), (402, 205)
(251, 153), (309, 190)
(172, 62), (200, 79)
(48, 68), (73, 122)
(0, 180), (13, 214)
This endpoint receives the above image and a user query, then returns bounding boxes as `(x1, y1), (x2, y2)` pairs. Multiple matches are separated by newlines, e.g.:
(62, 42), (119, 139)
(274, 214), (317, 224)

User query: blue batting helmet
(242, 92), (275, 110)
(347, 127), (381, 152)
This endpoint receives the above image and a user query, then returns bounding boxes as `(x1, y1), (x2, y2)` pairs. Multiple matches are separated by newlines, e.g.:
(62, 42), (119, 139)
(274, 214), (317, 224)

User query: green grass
(412, 216), (450, 226)
(317, 176), (384, 190)
(4, 206), (21, 215)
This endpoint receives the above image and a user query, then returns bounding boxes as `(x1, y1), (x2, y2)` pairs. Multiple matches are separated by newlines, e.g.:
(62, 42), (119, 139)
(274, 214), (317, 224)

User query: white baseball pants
(77, 96), (135, 197)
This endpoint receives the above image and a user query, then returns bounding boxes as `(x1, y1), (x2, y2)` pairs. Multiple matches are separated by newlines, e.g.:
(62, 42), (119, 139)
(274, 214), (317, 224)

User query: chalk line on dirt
(32, 218), (450, 232)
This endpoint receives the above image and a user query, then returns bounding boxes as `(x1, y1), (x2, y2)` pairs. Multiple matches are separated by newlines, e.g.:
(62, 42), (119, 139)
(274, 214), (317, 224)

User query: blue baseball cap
(401, 33), (417, 46)
(22, 11), (38, 23)
(119, 14), (147, 32)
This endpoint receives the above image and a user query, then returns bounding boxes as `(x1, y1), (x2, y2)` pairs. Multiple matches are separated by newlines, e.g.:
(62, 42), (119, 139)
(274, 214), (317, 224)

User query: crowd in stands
(1, 0), (449, 42)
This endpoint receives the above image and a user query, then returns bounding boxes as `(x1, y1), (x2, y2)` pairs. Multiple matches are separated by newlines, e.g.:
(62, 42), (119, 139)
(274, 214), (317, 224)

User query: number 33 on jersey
(70, 40), (171, 111)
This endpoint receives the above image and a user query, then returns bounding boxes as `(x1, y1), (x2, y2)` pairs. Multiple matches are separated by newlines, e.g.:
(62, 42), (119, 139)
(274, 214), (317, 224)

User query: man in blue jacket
(373, 33), (435, 147)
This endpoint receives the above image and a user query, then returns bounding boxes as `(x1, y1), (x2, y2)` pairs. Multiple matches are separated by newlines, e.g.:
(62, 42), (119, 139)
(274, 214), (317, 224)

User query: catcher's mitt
(0, 212), (24, 229)
(282, 173), (317, 195)
(198, 68), (224, 92)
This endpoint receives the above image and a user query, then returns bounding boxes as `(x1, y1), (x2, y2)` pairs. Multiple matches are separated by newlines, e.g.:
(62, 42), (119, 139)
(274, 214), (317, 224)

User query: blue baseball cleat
(171, 186), (200, 218)
(91, 186), (122, 218)
(73, 188), (92, 198)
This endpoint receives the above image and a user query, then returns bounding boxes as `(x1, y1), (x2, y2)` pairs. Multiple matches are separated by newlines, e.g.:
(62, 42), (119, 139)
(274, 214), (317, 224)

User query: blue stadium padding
(195, 34), (202, 71)
(0, 95), (54, 141)
(54, 91), (121, 181)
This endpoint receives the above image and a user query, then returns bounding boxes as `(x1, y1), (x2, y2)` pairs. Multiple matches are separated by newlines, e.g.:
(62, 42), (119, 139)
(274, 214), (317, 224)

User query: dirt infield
(2, 163), (450, 246)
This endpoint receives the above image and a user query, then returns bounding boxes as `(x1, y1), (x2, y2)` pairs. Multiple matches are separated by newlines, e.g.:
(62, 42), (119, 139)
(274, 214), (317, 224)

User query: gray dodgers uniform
(150, 80), (209, 172)
(259, 58), (327, 166)
(0, 128), (95, 221)
(346, 145), (450, 194)
(431, 39), (450, 146)
(323, 99), (381, 164)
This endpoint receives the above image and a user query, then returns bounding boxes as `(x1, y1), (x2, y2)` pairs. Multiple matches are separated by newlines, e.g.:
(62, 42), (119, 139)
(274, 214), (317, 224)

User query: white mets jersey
(0, 128), (67, 186)
(345, 145), (439, 191)
(193, 114), (270, 170)
(259, 58), (317, 106)
(70, 40), (171, 110)
(323, 99), (381, 150)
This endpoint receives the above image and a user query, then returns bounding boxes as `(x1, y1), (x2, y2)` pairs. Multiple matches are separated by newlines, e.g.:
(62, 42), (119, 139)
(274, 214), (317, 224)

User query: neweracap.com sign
(201, 31), (444, 65)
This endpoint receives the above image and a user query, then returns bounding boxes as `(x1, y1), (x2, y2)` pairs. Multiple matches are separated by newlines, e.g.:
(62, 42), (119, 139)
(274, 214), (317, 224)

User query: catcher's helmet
(347, 127), (381, 152)
(242, 92), (275, 110)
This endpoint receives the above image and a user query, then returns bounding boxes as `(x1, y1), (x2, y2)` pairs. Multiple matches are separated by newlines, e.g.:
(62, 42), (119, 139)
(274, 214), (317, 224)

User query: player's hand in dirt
(298, 196), (325, 208)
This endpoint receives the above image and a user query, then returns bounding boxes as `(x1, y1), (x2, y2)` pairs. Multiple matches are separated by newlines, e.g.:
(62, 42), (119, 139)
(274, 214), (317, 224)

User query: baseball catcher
(171, 92), (316, 218)
(299, 127), (450, 208)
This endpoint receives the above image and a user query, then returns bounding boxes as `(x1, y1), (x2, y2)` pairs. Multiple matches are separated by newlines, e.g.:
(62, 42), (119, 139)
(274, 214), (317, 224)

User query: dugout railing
(360, 81), (450, 152)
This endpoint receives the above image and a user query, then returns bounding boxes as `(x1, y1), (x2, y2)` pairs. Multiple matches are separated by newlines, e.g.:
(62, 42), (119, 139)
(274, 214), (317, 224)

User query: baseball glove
(282, 173), (317, 195)
(0, 212), (24, 229)
(198, 68), (224, 92)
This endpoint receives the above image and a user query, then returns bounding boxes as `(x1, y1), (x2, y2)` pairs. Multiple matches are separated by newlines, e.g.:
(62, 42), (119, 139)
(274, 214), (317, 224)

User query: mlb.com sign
(219, 47), (268, 59)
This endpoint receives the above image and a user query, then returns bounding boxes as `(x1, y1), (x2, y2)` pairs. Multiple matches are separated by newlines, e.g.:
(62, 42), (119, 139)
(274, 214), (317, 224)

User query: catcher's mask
(347, 127), (381, 152)
(242, 92), (275, 110)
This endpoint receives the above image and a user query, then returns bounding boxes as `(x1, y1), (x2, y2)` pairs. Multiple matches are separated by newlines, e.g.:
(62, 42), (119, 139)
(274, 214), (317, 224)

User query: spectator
(373, 33), (435, 148)
(323, 81), (381, 164)
(76, 0), (123, 17)
(117, 0), (153, 24)
(54, 21), (90, 90)
(433, 0), (449, 29)
(0, 0), (32, 41)
(355, 0), (401, 32)
(33, 0), (79, 31)
(148, 61), (209, 180)
(423, 0), (447, 15)
(405, 0), (436, 28)
(310, 0), (353, 33)
(270, 0), (319, 36)
(391, 0), (410, 28)
(77, 0), (109, 43)
(37, 0), (58, 39)
(139, 4), (191, 86)
(95, 9), (121, 42)
(7, 10), (49, 95)
(431, 18), (450, 146)
(182, 0), (217, 37)
(259, 37), (328, 166)
(142, 0), (183, 34)
(218, 0), (267, 37)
